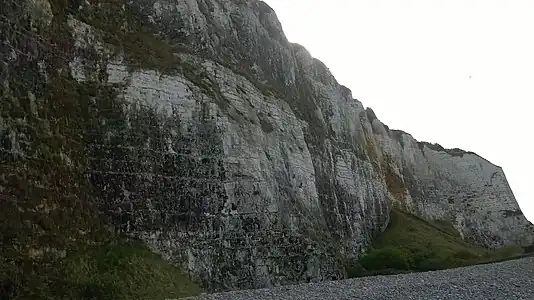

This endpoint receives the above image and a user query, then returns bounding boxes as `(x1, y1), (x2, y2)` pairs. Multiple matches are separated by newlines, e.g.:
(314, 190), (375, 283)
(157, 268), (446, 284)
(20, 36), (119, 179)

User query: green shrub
(453, 249), (479, 260)
(360, 246), (412, 270)
(78, 281), (121, 300)
(492, 245), (524, 259)
(405, 246), (435, 269)
(416, 257), (450, 271)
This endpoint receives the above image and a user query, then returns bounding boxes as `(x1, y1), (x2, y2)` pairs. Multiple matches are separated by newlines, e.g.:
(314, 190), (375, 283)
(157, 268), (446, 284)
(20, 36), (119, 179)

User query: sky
(263, 0), (534, 222)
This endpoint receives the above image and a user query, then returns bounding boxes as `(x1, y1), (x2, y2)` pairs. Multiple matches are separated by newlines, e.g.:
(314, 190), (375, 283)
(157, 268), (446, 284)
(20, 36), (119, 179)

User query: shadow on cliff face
(0, 1), (206, 299)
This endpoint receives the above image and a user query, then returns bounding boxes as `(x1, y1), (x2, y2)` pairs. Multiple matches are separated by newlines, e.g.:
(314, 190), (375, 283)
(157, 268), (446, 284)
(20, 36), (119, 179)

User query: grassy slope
(3, 240), (202, 300)
(348, 209), (525, 277)
(60, 241), (202, 300)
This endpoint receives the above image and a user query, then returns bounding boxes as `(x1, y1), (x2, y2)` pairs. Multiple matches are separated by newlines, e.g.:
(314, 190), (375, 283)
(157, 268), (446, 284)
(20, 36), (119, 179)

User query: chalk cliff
(1, 0), (532, 292)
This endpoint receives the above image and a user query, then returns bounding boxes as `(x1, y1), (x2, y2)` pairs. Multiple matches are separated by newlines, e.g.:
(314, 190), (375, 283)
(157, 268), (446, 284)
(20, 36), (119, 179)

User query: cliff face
(1, 0), (532, 292)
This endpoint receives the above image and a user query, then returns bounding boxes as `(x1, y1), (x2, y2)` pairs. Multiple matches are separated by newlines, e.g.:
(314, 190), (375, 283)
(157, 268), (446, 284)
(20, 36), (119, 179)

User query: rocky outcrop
(1, 0), (532, 292)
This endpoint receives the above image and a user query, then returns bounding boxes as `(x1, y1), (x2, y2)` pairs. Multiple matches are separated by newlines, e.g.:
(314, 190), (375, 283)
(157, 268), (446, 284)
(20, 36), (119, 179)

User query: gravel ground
(181, 257), (534, 300)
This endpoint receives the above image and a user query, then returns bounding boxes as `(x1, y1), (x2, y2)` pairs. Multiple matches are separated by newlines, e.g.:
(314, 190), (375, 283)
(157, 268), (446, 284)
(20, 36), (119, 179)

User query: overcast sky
(263, 0), (534, 222)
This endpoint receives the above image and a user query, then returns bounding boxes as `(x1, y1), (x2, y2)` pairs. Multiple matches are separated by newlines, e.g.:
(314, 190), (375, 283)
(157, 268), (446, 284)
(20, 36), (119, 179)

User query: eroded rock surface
(1, 0), (532, 292)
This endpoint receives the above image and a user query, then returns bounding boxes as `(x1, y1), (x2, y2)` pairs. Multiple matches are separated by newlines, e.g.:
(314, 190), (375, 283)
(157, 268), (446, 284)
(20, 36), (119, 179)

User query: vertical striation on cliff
(1, 0), (532, 292)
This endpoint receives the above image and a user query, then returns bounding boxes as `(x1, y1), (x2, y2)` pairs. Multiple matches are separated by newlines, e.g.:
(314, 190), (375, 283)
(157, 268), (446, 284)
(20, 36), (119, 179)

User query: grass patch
(61, 241), (201, 300)
(347, 209), (525, 278)
(2, 240), (202, 300)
